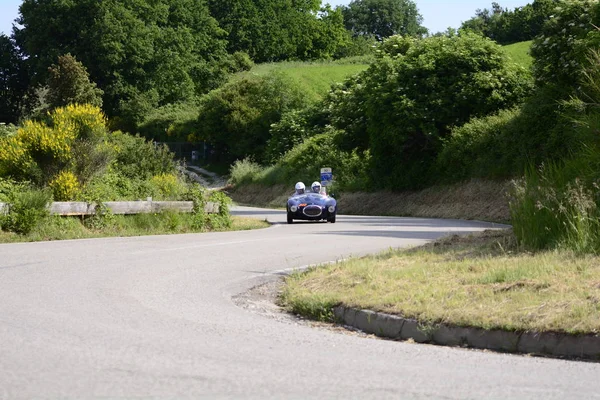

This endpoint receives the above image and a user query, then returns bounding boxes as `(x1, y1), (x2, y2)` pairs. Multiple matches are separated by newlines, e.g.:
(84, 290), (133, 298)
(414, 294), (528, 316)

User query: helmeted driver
(295, 182), (305, 195)
(311, 181), (322, 194)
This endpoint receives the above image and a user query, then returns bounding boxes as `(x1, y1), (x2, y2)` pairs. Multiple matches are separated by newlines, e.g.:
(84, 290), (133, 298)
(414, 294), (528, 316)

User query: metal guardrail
(0, 201), (219, 216)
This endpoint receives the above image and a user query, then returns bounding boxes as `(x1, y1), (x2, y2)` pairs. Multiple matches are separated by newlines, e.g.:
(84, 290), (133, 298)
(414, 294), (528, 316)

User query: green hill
(503, 40), (533, 69)
(250, 58), (370, 102)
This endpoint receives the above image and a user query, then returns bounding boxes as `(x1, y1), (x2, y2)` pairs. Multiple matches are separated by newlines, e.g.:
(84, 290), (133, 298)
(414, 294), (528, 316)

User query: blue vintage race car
(286, 191), (337, 224)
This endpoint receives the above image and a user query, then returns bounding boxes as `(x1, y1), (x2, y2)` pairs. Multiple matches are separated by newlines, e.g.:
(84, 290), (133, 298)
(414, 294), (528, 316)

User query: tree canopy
(15, 0), (229, 129)
(0, 34), (29, 124)
(341, 0), (426, 40)
(44, 54), (104, 111)
(207, 0), (348, 62)
(460, 0), (558, 44)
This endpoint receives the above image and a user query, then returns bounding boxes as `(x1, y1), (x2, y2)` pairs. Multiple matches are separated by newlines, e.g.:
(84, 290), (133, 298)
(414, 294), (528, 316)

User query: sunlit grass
(251, 61), (368, 102)
(0, 214), (269, 243)
(503, 40), (533, 69)
(280, 230), (600, 334)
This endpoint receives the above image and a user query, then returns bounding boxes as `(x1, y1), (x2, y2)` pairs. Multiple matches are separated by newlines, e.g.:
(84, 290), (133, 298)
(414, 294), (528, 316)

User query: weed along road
(0, 206), (598, 399)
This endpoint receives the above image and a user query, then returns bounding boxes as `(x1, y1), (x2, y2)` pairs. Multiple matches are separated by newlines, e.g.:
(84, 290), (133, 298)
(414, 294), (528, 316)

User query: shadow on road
(313, 230), (461, 240)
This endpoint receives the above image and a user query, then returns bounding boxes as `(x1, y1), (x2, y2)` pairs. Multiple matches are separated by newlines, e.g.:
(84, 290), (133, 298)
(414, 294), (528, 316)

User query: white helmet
(295, 182), (305, 195)
(311, 181), (322, 193)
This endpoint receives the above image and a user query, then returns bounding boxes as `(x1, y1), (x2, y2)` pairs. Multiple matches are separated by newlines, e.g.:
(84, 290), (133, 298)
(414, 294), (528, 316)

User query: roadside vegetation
(280, 230), (600, 335)
(0, 102), (256, 239)
(0, 213), (268, 244)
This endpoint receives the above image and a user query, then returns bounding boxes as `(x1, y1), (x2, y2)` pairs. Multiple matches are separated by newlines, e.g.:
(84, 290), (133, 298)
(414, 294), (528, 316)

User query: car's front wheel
(327, 214), (336, 223)
(287, 211), (293, 224)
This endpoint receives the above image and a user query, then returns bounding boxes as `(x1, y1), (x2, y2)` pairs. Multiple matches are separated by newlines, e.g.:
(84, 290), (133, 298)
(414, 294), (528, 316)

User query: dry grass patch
(226, 183), (289, 209)
(338, 179), (511, 223)
(229, 216), (271, 231)
(280, 230), (600, 334)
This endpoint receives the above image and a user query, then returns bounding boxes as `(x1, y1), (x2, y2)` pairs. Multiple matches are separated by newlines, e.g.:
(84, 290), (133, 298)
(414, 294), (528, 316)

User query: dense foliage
(15, 0), (230, 129)
(207, 0), (348, 62)
(0, 104), (112, 189)
(194, 72), (310, 163)
(530, 0), (600, 88)
(341, 0), (427, 39)
(337, 33), (532, 189)
(137, 102), (200, 142)
(0, 34), (29, 124)
(460, 0), (558, 44)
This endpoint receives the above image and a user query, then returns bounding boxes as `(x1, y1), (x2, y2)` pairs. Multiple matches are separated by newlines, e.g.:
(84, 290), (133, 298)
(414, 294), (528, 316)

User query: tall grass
(0, 188), (51, 235)
(509, 48), (600, 254)
(509, 163), (600, 252)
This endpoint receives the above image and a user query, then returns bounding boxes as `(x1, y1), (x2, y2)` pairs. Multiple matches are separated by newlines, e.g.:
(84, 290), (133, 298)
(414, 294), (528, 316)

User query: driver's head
(295, 182), (305, 194)
(311, 181), (321, 193)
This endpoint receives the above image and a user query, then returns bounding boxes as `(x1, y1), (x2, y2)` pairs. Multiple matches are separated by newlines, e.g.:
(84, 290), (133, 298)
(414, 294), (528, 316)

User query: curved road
(0, 207), (598, 399)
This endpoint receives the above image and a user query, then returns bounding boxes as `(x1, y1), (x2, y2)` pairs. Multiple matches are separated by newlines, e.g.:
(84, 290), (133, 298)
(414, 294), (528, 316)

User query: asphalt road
(0, 207), (598, 399)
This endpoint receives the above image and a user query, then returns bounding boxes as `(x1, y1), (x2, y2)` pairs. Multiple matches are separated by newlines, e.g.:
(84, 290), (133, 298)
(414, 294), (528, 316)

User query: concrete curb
(333, 306), (600, 360)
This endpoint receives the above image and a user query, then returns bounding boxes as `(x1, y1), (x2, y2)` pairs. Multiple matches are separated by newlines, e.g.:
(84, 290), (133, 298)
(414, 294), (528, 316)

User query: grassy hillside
(503, 40), (533, 69)
(250, 58), (370, 102)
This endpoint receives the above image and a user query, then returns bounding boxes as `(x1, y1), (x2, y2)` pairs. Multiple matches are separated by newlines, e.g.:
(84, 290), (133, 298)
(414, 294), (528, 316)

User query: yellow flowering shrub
(150, 173), (185, 200)
(18, 120), (74, 163)
(0, 136), (34, 177)
(0, 104), (110, 185)
(51, 104), (106, 140)
(49, 170), (80, 201)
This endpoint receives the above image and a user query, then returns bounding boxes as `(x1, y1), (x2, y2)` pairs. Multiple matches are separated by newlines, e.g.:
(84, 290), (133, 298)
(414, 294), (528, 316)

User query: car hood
(288, 193), (336, 206)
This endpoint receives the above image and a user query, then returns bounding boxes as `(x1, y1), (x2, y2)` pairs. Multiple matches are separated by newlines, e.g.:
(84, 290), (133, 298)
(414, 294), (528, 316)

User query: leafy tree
(355, 33), (532, 189)
(341, 0), (426, 40)
(195, 73), (310, 163)
(460, 0), (558, 44)
(41, 54), (103, 112)
(531, 0), (600, 88)
(0, 34), (29, 124)
(15, 0), (229, 130)
(208, 0), (347, 62)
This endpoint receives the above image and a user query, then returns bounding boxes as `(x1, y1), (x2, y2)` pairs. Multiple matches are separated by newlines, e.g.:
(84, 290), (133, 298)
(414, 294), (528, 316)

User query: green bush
(436, 109), (520, 182)
(0, 123), (17, 138)
(265, 103), (330, 162)
(229, 158), (264, 186)
(333, 34), (377, 59)
(137, 102), (199, 142)
(0, 177), (28, 202)
(531, 0), (600, 88)
(238, 129), (370, 191)
(0, 188), (50, 235)
(149, 173), (188, 200)
(109, 131), (177, 180)
(194, 72), (310, 164)
(509, 48), (600, 253)
(361, 32), (533, 189)
(436, 85), (581, 182)
(83, 169), (189, 202)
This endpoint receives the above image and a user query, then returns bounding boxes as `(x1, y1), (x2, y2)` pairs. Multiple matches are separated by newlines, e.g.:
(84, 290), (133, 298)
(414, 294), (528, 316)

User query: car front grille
(303, 205), (322, 217)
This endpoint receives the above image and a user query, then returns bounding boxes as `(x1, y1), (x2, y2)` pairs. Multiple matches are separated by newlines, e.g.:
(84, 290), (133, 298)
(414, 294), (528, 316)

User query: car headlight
(328, 206), (335, 213)
(290, 205), (298, 212)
